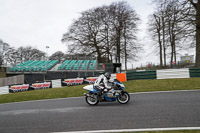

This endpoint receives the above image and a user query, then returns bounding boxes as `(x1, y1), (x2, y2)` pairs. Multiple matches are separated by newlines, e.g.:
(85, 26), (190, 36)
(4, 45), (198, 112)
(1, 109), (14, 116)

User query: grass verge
(0, 78), (200, 104)
(124, 78), (200, 93)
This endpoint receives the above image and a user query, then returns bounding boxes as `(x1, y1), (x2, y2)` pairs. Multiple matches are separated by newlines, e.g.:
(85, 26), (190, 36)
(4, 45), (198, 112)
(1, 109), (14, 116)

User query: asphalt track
(0, 90), (200, 133)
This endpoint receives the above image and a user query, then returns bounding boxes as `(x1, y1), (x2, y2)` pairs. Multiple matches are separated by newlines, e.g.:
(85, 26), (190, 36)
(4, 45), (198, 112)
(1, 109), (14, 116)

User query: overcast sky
(0, 0), (159, 68)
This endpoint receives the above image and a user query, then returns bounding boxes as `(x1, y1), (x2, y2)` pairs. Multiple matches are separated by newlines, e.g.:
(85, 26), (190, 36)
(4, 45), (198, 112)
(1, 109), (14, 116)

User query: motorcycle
(83, 79), (130, 106)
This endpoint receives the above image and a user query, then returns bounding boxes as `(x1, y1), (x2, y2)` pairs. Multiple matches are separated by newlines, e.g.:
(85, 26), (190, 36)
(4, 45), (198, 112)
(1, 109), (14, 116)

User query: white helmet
(104, 72), (111, 80)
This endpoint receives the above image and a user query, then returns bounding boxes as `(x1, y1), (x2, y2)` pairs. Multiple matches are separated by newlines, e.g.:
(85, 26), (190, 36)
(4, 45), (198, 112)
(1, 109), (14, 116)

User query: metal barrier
(157, 68), (190, 79)
(126, 70), (157, 80)
(189, 68), (200, 78)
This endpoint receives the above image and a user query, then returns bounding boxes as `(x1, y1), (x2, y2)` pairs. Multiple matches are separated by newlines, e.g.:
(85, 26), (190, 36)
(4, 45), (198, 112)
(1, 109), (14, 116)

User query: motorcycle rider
(94, 72), (112, 98)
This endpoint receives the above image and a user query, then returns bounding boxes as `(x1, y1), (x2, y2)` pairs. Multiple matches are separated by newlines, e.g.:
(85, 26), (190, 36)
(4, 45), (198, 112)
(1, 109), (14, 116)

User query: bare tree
(0, 40), (10, 66)
(4, 47), (16, 66)
(186, 0), (200, 67)
(148, 5), (167, 68)
(149, 0), (195, 67)
(62, 8), (105, 63)
(49, 51), (64, 62)
(62, 1), (140, 68)
(0, 40), (46, 67)
(14, 46), (45, 62)
(120, 4), (140, 70)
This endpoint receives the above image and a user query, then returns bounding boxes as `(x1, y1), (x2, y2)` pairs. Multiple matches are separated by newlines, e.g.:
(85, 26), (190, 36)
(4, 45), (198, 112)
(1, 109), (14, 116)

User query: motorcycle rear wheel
(117, 91), (130, 104)
(85, 95), (99, 106)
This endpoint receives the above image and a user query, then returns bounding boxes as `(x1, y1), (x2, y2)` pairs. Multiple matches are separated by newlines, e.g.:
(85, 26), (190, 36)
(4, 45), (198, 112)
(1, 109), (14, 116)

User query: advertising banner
(62, 78), (84, 86)
(9, 84), (29, 92)
(31, 82), (51, 90)
(85, 77), (98, 84)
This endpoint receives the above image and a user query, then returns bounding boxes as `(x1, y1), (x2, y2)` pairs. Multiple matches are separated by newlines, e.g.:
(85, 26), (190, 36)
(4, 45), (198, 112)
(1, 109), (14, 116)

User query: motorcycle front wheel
(117, 91), (130, 104)
(85, 95), (99, 106)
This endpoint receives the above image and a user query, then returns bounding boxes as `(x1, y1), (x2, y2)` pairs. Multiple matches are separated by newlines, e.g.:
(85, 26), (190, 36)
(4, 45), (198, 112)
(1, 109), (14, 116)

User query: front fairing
(83, 85), (99, 93)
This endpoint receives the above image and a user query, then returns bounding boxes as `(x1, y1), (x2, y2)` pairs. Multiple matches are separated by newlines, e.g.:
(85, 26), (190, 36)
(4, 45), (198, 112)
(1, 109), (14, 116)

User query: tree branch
(187, 0), (197, 9)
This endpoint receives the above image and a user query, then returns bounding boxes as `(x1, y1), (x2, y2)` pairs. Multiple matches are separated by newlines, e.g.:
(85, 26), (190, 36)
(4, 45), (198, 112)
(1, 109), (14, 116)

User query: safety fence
(126, 68), (200, 80)
(126, 70), (157, 80)
(189, 68), (200, 77)
(157, 68), (189, 79)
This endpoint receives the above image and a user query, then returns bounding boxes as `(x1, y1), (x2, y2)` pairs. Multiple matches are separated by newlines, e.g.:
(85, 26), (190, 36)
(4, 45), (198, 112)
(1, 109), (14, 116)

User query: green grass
(0, 85), (86, 104)
(0, 78), (200, 104)
(124, 78), (200, 93)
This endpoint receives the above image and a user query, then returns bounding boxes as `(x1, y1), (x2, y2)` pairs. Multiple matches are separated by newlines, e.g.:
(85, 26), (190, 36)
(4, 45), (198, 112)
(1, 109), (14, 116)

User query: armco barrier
(157, 68), (190, 79)
(126, 70), (157, 80)
(189, 68), (200, 78)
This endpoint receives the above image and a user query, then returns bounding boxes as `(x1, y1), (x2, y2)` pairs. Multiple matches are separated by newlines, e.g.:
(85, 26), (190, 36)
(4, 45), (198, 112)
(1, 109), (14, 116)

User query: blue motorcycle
(83, 79), (130, 106)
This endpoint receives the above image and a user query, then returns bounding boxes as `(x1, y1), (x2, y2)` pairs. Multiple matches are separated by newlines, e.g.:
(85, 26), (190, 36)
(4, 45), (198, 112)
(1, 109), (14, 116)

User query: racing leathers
(94, 74), (111, 91)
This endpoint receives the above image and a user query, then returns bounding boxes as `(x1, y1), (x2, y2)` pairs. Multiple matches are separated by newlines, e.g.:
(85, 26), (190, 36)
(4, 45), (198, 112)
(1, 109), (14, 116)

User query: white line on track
(52, 127), (200, 133)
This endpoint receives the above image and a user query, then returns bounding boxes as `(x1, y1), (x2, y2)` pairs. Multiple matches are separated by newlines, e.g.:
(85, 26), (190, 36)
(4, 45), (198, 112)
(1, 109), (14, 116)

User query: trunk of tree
(110, 54), (113, 63)
(170, 44), (174, 68)
(106, 26), (111, 63)
(195, 2), (200, 67)
(170, 36), (174, 68)
(125, 54), (127, 71)
(168, 21), (173, 68)
(94, 37), (102, 63)
(158, 34), (163, 67)
(162, 16), (167, 67)
(115, 52), (117, 63)
(153, 14), (163, 67)
(117, 31), (121, 63)
(124, 34), (127, 71)
(169, 19), (176, 68)
(173, 39), (176, 63)
(123, 21), (128, 71)
(163, 46), (166, 67)
(97, 49), (102, 63)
